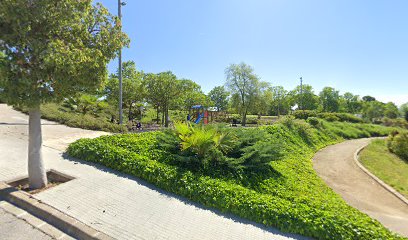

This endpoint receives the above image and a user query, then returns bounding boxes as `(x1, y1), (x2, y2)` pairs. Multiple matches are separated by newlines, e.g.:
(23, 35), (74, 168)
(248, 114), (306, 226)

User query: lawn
(67, 119), (405, 240)
(359, 139), (408, 199)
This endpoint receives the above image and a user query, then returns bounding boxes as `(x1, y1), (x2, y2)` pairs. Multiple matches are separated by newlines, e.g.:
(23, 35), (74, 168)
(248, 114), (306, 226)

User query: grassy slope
(360, 139), (408, 199)
(67, 120), (405, 240)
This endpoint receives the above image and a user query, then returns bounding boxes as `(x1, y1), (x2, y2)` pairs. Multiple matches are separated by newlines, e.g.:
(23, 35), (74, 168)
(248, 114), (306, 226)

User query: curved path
(313, 138), (408, 237)
(0, 104), (307, 240)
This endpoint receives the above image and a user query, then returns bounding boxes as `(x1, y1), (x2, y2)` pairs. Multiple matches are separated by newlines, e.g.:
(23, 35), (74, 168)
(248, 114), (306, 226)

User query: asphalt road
(0, 207), (53, 240)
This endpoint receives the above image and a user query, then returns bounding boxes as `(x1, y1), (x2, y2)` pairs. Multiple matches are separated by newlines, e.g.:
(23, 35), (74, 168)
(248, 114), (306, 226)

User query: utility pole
(118, 0), (126, 124)
(300, 77), (303, 111)
(277, 91), (281, 117)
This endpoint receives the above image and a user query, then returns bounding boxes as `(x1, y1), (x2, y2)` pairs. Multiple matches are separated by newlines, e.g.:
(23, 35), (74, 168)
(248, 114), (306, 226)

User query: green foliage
(319, 87), (340, 112)
(225, 62), (268, 126)
(387, 131), (408, 161)
(208, 86), (229, 111)
(67, 121), (402, 240)
(293, 110), (364, 123)
(360, 139), (408, 198)
(289, 84), (319, 111)
(0, 0), (128, 108)
(307, 117), (320, 126)
(14, 103), (126, 133)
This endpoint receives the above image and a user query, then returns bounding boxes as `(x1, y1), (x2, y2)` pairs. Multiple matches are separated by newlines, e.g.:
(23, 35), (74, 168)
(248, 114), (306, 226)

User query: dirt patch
(6, 169), (74, 195)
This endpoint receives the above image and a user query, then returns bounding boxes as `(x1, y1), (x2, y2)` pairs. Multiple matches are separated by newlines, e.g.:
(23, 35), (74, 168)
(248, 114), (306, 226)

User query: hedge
(67, 120), (404, 240)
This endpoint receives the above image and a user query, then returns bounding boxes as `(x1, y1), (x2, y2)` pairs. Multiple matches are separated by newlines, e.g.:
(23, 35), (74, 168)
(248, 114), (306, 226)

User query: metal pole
(118, 0), (123, 124)
(300, 77), (303, 110)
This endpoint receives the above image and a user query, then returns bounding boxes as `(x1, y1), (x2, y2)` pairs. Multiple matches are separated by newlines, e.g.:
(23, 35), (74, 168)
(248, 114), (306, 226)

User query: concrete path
(313, 138), (408, 237)
(0, 104), (307, 240)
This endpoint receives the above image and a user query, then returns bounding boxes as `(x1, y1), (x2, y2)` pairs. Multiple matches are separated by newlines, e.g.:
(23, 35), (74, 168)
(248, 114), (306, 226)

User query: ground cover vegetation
(67, 118), (405, 240)
(360, 139), (408, 199)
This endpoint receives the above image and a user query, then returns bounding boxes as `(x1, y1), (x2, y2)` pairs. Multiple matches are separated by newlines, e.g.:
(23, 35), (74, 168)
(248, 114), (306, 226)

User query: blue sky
(97, 0), (408, 106)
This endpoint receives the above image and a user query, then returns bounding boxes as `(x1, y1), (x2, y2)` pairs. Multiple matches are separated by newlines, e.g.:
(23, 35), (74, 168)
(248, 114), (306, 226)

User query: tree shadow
(0, 122), (61, 126)
(60, 152), (309, 240)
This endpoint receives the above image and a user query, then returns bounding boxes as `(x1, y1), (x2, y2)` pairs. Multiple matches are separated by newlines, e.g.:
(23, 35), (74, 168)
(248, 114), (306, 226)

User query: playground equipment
(190, 105), (226, 124)
(191, 105), (208, 124)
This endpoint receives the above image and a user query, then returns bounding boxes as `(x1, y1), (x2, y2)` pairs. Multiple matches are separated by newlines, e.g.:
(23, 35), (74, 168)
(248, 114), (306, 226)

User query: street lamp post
(300, 77), (303, 111)
(118, 0), (126, 124)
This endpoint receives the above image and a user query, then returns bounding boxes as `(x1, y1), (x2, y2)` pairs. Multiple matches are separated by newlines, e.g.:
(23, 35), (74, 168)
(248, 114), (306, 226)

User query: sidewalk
(0, 104), (307, 240)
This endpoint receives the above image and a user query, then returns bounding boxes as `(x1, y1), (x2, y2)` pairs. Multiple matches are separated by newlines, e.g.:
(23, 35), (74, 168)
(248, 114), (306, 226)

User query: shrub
(67, 121), (402, 240)
(307, 117), (320, 126)
(13, 103), (126, 133)
(292, 110), (317, 120)
(387, 131), (408, 161)
(293, 111), (364, 123)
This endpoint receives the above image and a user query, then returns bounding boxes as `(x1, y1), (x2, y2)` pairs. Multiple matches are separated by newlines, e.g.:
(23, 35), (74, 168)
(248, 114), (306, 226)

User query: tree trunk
(164, 105), (169, 127)
(242, 110), (247, 126)
(156, 106), (160, 124)
(28, 106), (48, 189)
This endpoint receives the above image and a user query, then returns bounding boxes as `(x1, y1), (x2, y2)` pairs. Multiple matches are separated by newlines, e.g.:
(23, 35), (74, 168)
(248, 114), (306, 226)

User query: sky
(97, 0), (408, 106)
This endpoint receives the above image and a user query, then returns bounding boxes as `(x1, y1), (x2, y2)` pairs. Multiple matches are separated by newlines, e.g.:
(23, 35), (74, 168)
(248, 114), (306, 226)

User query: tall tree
(177, 79), (207, 112)
(362, 101), (385, 122)
(208, 86), (229, 112)
(225, 62), (261, 126)
(105, 61), (144, 121)
(384, 102), (399, 119)
(0, 0), (128, 189)
(319, 87), (340, 112)
(289, 84), (319, 111)
(400, 103), (408, 121)
(144, 71), (182, 127)
(341, 92), (362, 113)
(362, 95), (376, 102)
(269, 86), (290, 116)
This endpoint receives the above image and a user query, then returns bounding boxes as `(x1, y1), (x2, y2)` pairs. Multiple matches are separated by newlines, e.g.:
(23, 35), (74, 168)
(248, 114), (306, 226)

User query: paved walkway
(0, 104), (307, 240)
(313, 138), (408, 237)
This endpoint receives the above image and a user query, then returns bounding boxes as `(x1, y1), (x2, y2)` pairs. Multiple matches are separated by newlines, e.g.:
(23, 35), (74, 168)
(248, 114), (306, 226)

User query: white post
(28, 106), (48, 189)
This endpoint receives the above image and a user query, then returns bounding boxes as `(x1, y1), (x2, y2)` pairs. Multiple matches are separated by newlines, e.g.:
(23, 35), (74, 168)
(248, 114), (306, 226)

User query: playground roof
(191, 105), (203, 109)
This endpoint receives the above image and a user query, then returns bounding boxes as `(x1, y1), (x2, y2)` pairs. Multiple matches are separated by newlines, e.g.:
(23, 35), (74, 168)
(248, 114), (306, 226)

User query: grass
(67, 119), (405, 239)
(13, 103), (127, 133)
(359, 139), (408, 199)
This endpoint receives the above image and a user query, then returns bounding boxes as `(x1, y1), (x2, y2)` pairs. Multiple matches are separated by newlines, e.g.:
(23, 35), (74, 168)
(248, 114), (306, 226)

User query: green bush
(387, 131), (408, 161)
(293, 110), (364, 123)
(381, 118), (408, 129)
(67, 121), (403, 240)
(307, 117), (320, 126)
(292, 110), (317, 120)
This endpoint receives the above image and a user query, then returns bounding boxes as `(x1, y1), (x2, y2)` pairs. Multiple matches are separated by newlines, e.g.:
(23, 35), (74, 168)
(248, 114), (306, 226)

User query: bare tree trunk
(28, 106), (48, 189)
(242, 109), (247, 126)
(164, 105), (169, 127)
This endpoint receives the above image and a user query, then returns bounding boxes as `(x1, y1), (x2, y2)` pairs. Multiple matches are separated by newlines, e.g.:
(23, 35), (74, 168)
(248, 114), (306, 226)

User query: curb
(0, 182), (114, 240)
(354, 141), (408, 207)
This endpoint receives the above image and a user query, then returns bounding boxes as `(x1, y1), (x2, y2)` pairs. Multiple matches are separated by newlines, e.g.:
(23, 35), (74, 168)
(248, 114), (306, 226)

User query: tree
(105, 61), (144, 121)
(289, 84), (319, 111)
(208, 86), (229, 112)
(400, 103), (408, 121)
(269, 86), (291, 116)
(384, 102), (399, 119)
(362, 95), (376, 102)
(177, 79), (207, 112)
(319, 87), (340, 112)
(143, 71), (183, 127)
(251, 82), (271, 118)
(225, 62), (261, 126)
(362, 101), (385, 122)
(0, 0), (128, 189)
(341, 92), (362, 113)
